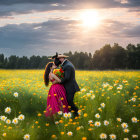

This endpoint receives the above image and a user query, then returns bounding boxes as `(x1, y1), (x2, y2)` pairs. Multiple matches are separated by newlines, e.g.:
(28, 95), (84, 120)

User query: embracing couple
(44, 53), (80, 118)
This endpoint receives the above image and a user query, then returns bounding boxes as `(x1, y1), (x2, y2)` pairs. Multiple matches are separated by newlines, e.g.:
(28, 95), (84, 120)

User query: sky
(0, 0), (140, 57)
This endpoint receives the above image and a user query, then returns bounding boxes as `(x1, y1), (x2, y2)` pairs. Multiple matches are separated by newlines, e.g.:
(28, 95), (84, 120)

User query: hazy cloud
(0, 19), (139, 56)
(1, 0), (140, 18)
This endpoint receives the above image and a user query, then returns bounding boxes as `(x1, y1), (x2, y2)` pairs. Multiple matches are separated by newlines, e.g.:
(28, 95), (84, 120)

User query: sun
(80, 10), (100, 28)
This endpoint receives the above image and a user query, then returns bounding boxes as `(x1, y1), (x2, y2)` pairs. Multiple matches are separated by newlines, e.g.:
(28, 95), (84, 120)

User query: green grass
(0, 70), (140, 140)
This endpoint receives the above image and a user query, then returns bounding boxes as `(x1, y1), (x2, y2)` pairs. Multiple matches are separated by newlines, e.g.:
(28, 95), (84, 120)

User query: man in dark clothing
(57, 54), (80, 117)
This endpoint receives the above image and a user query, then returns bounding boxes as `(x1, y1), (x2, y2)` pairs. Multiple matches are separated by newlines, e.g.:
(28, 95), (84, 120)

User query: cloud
(123, 25), (140, 37)
(0, 3), (68, 17)
(0, 0), (136, 18)
(97, 19), (140, 38)
(127, 0), (140, 6)
(0, 0), (58, 5)
(0, 0), (119, 6)
(0, 18), (139, 57)
(0, 19), (81, 56)
(99, 19), (130, 36)
(0, 0), (140, 7)
(0, 0), (140, 19)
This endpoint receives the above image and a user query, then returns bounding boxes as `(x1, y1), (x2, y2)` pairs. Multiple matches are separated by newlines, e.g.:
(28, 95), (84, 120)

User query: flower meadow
(0, 70), (140, 140)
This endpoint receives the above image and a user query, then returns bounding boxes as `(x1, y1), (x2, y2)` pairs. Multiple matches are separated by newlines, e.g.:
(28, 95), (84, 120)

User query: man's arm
(60, 66), (71, 84)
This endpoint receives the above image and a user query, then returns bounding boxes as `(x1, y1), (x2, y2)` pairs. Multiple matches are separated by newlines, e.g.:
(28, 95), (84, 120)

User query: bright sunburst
(80, 10), (100, 28)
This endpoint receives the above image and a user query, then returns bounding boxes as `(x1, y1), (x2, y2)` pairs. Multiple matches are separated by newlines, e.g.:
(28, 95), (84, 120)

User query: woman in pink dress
(44, 62), (69, 117)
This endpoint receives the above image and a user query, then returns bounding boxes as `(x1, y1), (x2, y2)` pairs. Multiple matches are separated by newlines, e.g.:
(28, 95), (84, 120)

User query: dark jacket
(60, 60), (80, 95)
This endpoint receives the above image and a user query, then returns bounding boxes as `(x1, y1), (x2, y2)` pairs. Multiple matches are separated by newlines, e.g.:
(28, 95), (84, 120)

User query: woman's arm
(50, 73), (61, 83)
(52, 80), (59, 84)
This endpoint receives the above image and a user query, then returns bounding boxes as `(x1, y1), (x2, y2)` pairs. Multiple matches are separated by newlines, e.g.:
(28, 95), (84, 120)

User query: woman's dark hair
(44, 59), (61, 86)
(44, 62), (53, 86)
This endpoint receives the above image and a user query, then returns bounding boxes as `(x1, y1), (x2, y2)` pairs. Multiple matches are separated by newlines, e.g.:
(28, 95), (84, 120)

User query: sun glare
(80, 10), (100, 28)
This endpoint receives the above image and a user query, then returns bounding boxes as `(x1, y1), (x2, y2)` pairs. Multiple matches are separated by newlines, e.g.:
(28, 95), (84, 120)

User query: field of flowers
(0, 70), (140, 140)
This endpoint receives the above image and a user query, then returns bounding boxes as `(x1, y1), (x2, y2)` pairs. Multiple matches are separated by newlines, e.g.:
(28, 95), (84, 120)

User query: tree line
(0, 43), (140, 70)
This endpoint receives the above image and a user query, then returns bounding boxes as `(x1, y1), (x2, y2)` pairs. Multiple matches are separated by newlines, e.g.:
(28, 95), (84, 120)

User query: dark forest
(0, 43), (140, 70)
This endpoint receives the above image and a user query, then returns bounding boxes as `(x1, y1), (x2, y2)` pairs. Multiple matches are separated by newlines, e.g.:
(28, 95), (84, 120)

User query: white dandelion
(131, 97), (136, 102)
(78, 110), (82, 115)
(123, 129), (129, 133)
(95, 113), (100, 119)
(67, 131), (73, 136)
(100, 103), (105, 108)
(81, 88), (86, 92)
(2, 133), (6, 137)
(63, 113), (68, 118)
(23, 134), (30, 140)
(121, 122), (128, 129)
(6, 119), (11, 124)
(67, 112), (72, 118)
(88, 120), (93, 124)
(55, 121), (59, 125)
(18, 114), (25, 120)
(109, 134), (116, 140)
(117, 85), (123, 90)
(12, 118), (18, 124)
(131, 117), (137, 123)
(102, 83), (110, 88)
(89, 90), (93, 93)
(58, 111), (63, 115)
(117, 118), (122, 122)
(132, 135), (138, 138)
(14, 92), (18, 97)
(100, 133), (107, 139)
(124, 138), (129, 140)
(95, 121), (101, 127)
(5, 107), (11, 114)
(104, 120), (109, 126)
(0, 116), (7, 121)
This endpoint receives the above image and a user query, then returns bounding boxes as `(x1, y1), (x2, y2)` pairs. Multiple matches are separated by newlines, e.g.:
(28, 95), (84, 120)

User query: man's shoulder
(63, 60), (73, 68)
(65, 60), (73, 66)
(63, 63), (71, 69)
